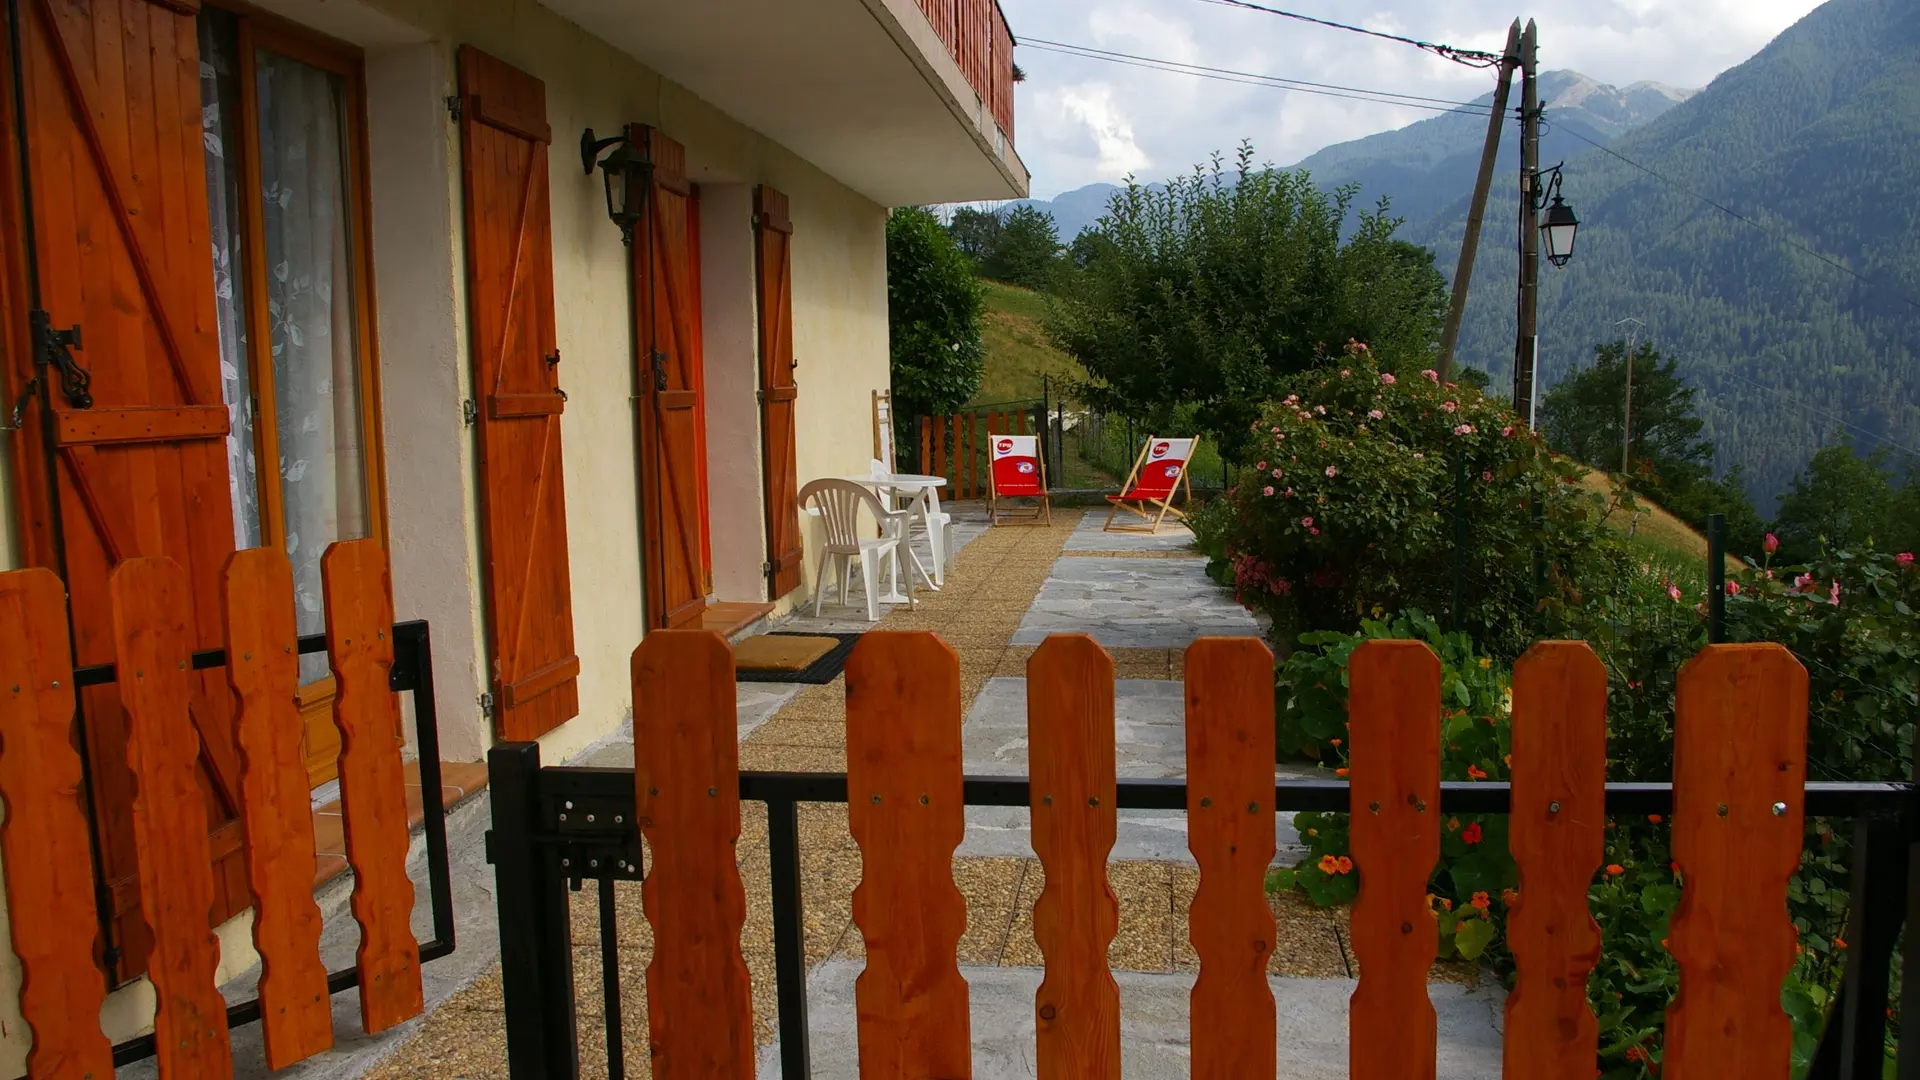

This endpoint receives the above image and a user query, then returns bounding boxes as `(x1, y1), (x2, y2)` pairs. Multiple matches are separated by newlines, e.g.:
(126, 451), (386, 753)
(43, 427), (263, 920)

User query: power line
(1558, 126), (1920, 315)
(1195, 0), (1507, 68)
(1716, 369), (1920, 462)
(1019, 38), (1495, 117)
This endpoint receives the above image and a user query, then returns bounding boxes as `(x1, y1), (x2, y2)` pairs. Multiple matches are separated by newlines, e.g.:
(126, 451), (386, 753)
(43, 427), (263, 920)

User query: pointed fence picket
(604, 630), (1833, 1080)
(0, 544), (428, 1079)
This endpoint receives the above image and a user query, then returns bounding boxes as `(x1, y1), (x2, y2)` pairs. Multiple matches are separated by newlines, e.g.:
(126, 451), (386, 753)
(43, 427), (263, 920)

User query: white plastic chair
(870, 458), (953, 587)
(800, 478), (914, 622)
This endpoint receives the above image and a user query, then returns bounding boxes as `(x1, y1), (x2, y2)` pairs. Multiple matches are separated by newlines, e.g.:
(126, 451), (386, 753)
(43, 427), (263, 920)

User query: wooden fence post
(111, 557), (234, 1079)
(322, 540), (424, 1034)
(1504, 642), (1606, 1078)
(225, 549), (332, 1067)
(0, 568), (115, 1079)
(1665, 644), (1808, 1080)
(846, 632), (970, 1076)
(1348, 639), (1442, 1080)
(633, 629), (755, 1074)
(1029, 636), (1120, 1079)
(1186, 637), (1278, 1080)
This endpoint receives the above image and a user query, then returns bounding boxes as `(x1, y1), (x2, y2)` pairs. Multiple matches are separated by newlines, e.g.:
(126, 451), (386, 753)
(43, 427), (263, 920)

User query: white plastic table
(843, 473), (947, 599)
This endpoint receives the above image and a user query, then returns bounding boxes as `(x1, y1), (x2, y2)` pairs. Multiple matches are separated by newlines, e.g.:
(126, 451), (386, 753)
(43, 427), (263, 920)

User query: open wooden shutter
(754, 186), (803, 599)
(636, 127), (707, 630)
(456, 47), (580, 740)
(5, 0), (250, 983)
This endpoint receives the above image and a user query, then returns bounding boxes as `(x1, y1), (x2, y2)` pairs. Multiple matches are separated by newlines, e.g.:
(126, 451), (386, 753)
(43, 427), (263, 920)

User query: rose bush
(1209, 342), (1618, 661)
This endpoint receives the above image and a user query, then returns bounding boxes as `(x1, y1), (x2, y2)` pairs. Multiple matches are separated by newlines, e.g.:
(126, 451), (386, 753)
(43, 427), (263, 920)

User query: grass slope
(971, 280), (1083, 407)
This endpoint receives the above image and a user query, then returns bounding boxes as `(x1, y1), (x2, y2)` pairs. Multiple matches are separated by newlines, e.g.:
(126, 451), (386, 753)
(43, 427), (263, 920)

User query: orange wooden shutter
(688, 187), (714, 596)
(636, 127), (707, 630)
(5, 0), (250, 983)
(456, 47), (581, 740)
(754, 185), (803, 599)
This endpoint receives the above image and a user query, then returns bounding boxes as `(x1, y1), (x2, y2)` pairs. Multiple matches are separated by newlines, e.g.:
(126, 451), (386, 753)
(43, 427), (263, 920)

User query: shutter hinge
(755, 389), (764, 405)
(761, 561), (772, 575)
(463, 398), (478, 426)
(2, 375), (39, 431)
(478, 691), (494, 719)
(446, 94), (464, 122)
(29, 310), (89, 409)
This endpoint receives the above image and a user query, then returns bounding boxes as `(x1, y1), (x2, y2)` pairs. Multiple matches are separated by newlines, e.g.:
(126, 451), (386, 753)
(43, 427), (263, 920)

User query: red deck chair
(988, 434), (1052, 526)
(1104, 436), (1198, 533)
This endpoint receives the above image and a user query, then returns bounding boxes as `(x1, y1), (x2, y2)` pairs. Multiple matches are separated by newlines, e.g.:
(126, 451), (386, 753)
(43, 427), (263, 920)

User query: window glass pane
(198, 9), (263, 550)
(255, 49), (370, 682)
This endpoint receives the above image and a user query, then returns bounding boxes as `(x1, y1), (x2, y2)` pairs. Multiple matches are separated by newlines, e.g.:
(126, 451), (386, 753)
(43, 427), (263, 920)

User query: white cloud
(1000, 0), (1828, 197)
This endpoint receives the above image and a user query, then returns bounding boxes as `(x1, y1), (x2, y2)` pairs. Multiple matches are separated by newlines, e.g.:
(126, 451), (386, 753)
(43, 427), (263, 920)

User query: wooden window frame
(208, 2), (391, 784)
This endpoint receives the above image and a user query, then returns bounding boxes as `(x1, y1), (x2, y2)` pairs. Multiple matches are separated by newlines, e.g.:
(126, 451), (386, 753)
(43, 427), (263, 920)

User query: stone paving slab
(959, 677), (1313, 864)
(1011, 557), (1261, 648)
(1063, 507), (1198, 551)
(757, 961), (1506, 1079)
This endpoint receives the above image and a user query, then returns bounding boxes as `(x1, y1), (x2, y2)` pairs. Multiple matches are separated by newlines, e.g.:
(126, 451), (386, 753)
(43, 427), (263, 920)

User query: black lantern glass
(1541, 194), (1579, 268)
(581, 126), (652, 244)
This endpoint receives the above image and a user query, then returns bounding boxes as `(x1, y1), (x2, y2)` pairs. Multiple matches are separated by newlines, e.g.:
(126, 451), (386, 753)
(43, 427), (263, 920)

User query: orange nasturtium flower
(1318, 855), (1341, 875)
(1469, 891), (1491, 911)
(1606, 864), (1625, 876)
(1334, 856), (1353, 875)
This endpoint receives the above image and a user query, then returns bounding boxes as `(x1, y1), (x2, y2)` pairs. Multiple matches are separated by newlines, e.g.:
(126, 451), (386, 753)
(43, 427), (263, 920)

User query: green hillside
(1410, 0), (1920, 512)
(970, 280), (1083, 406)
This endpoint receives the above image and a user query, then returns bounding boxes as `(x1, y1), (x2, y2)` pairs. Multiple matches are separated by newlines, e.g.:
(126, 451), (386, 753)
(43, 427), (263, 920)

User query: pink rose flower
(1897, 552), (1915, 566)
(1310, 527), (1320, 536)
(1764, 533), (1780, 554)
(1501, 426), (1514, 437)
(1381, 373), (1397, 385)
(1325, 466), (1338, 478)
(1341, 369), (1351, 377)
(1667, 584), (1682, 601)
(1256, 461), (1268, 470)
(1422, 369), (1440, 382)
(1263, 486), (1275, 496)
(1830, 581), (1842, 606)
(1272, 468), (1283, 478)
(1368, 409), (1384, 420)
(1441, 401), (1458, 413)
(1725, 580), (1740, 597)
(1482, 471), (1493, 482)
(1301, 516), (1314, 528)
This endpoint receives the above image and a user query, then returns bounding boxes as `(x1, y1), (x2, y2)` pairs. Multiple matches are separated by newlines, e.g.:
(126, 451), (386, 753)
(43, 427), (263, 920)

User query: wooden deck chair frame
(987, 435), (1053, 527)
(1104, 435), (1200, 533)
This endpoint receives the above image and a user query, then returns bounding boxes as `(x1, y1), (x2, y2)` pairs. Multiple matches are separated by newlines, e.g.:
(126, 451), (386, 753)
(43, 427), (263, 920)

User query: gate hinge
(478, 691), (494, 719)
(463, 398), (478, 426)
(446, 94), (464, 122)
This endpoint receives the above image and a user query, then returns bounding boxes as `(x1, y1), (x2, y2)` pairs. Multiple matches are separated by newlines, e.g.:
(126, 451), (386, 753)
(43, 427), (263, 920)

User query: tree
(1045, 143), (1448, 462)
(1541, 339), (1711, 488)
(982, 205), (1061, 289)
(946, 205), (1003, 267)
(887, 207), (984, 418)
(1771, 443), (1897, 561)
(1455, 366), (1491, 392)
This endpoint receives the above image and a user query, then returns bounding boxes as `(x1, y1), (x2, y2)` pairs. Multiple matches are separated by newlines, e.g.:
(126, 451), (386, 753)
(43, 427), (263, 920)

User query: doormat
(734, 632), (862, 685)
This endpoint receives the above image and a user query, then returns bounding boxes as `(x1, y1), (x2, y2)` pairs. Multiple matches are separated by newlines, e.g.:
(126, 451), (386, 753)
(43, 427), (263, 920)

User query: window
(199, 5), (387, 785)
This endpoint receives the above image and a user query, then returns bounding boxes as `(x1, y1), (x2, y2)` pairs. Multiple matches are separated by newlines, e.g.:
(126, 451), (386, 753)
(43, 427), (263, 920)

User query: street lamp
(580, 125), (651, 245)
(1534, 163), (1579, 268)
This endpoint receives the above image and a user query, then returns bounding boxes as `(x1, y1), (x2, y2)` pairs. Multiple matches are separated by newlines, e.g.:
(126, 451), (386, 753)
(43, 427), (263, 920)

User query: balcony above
(538, 0), (1027, 206)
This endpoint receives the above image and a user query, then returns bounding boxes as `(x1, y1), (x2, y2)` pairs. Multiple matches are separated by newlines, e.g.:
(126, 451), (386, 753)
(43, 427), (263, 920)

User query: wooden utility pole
(1512, 19), (1541, 426)
(1437, 19), (1522, 383)
(1617, 317), (1644, 475)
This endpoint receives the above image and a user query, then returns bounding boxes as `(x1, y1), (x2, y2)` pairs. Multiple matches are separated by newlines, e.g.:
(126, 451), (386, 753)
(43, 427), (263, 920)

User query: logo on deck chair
(1162, 465), (1181, 479)
(997, 438), (1015, 454)
(1018, 461), (1036, 474)
(1150, 441), (1172, 458)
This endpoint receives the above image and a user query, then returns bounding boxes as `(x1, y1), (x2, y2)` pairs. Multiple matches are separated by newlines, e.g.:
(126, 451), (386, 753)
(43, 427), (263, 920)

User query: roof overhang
(537, 0), (1028, 206)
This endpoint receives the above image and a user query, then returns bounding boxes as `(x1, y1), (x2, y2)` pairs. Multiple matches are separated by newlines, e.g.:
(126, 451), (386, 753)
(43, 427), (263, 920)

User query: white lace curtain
(201, 13), (369, 683)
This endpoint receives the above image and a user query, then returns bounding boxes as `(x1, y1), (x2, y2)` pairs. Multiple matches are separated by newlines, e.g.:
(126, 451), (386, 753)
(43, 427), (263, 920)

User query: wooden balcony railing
(488, 631), (1916, 1077)
(918, 0), (1016, 142)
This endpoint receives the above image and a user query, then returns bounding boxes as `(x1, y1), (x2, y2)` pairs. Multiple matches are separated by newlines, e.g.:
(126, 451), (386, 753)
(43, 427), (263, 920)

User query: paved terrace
(188, 509), (1502, 1079)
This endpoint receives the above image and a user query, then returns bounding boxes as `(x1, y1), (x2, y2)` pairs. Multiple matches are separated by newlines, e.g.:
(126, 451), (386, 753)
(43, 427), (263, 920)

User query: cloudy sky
(1000, 0), (1827, 198)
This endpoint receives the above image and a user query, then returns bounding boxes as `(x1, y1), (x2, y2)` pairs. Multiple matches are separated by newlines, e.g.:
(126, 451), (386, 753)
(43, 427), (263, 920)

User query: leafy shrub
(886, 206), (984, 418)
(1213, 342), (1618, 660)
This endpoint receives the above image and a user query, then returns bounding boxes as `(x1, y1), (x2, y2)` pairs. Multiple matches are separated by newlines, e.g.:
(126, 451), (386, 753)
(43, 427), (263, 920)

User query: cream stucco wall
(0, 0), (901, 1068)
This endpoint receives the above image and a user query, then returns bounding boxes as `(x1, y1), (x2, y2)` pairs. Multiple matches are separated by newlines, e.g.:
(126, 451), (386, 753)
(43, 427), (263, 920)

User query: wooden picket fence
(917, 406), (1037, 500)
(0, 541), (423, 1079)
(630, 630), (1811, 1078)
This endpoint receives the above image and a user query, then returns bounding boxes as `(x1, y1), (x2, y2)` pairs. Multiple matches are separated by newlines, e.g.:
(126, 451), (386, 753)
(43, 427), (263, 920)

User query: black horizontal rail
(104, 619), (458, 1067)
(533, 765), (1915, 820)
